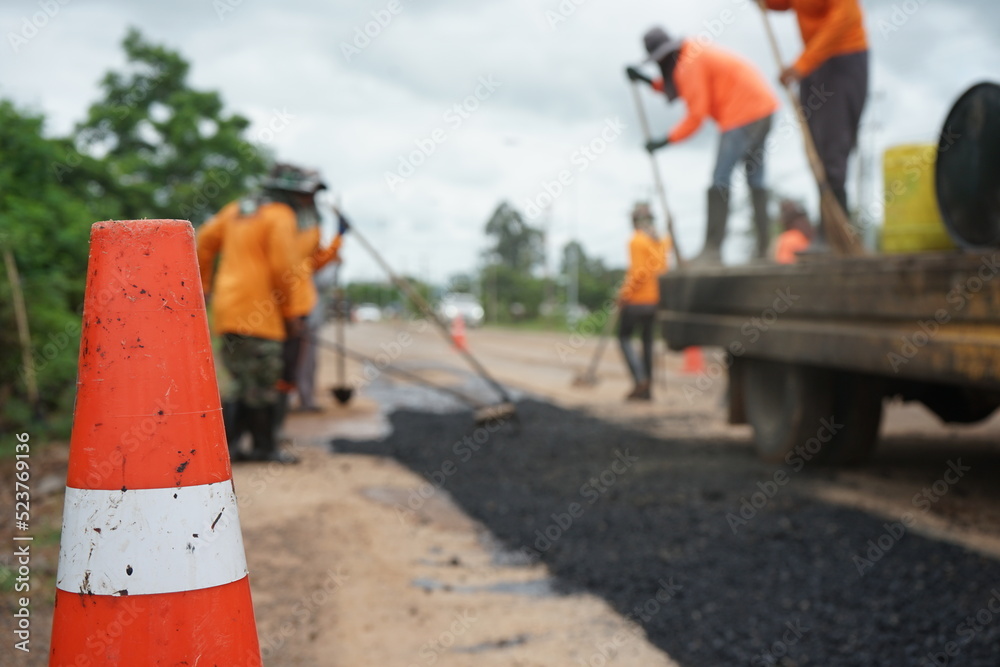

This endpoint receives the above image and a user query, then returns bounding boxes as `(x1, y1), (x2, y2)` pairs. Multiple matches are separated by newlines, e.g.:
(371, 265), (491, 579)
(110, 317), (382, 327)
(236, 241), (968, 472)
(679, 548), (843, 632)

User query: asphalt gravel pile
(334, 400), (1000, 666)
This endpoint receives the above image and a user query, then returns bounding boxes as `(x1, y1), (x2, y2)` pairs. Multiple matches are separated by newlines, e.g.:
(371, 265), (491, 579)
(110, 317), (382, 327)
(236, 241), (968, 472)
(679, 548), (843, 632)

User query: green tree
(0, 101), (111, 436)
(74, 28), (267, 224)
(483, 201), (544, 273)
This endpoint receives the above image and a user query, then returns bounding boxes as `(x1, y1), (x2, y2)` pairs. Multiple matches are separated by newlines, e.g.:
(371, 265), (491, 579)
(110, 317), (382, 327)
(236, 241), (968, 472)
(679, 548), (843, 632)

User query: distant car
(353, 303), (382, 323)
(436, 293), (485, 328)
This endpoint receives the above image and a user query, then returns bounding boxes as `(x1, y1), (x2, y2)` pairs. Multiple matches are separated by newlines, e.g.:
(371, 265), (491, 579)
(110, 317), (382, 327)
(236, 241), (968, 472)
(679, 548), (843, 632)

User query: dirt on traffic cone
(49, 220), (262, 667)
(681, 346), (705, 374)
(451, 315), (468, 351)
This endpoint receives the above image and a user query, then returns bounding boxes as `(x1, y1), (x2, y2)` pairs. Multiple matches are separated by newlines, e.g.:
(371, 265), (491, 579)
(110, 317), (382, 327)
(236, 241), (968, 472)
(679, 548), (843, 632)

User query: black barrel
(935, 82), (1000, 249)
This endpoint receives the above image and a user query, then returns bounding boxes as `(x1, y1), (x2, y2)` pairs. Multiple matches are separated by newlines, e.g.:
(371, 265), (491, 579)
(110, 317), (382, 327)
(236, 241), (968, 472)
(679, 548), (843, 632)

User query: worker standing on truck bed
(627, 27), (780, 263)
(762, 0), (869, 249)
(618, 202), (670, 401)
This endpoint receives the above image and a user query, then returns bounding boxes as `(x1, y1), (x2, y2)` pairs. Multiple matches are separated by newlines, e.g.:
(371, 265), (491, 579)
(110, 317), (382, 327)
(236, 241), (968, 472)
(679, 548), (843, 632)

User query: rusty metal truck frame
(659, 252), (1000, 463)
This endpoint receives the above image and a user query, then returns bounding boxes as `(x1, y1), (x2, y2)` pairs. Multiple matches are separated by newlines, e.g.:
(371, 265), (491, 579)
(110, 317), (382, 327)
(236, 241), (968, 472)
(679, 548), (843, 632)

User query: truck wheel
(822, 372), (884, 465)
(743, 358), (833, 463)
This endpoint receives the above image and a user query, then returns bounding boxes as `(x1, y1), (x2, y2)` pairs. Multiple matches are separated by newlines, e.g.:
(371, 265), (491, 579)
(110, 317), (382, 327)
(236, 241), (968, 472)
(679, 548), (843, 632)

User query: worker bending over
(628, 27), (780, 263)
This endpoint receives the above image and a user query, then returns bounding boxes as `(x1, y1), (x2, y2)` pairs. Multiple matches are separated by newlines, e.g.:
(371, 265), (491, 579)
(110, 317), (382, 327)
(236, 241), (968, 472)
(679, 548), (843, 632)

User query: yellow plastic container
(881, 144), (956, 253)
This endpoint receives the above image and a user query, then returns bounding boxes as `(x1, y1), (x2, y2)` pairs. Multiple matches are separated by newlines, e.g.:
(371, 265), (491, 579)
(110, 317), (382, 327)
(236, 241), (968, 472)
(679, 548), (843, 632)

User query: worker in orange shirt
(618, 203), (671, 401)
(197, 166), (314, 464)
(287, 207), (347, 412)
(762, 0), (869, 249)
(773, 199), (813, 263)
(627, 27), (780, 263)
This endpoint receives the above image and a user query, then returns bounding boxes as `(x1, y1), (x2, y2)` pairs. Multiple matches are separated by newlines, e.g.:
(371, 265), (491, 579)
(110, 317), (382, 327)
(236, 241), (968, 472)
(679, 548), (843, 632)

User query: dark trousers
(618, 304), (656, 384)
(800, 50), (868, 217)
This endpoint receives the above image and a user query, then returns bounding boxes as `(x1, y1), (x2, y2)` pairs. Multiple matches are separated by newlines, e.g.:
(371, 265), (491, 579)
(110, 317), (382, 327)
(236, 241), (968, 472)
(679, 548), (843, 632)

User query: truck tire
(743, 358), (834, 464)
(822, 372), (884, 465)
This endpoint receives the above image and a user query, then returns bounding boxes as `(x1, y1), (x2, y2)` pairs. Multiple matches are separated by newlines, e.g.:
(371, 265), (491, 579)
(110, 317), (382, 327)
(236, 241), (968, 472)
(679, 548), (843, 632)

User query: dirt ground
(4, 319), (1000, 665)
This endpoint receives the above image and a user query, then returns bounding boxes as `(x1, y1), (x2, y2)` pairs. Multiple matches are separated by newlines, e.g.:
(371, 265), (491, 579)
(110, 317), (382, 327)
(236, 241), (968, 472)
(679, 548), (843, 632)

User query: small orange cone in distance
(451, 314), (468, 351)
(49, 220), (262, 667)
(682, 346), (705, 374)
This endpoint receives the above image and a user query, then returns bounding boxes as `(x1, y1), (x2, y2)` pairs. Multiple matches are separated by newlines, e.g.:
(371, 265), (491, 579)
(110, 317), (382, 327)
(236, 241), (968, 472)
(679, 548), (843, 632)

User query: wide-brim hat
(643, 26), (684, 63)
(261, 163), (328, 194)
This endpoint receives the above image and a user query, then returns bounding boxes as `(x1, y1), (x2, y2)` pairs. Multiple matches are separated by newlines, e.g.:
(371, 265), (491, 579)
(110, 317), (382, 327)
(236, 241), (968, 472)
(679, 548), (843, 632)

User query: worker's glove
(625, 66), (653, 86)
(645, 137), (670, 154)
(336, 211), (351, 236)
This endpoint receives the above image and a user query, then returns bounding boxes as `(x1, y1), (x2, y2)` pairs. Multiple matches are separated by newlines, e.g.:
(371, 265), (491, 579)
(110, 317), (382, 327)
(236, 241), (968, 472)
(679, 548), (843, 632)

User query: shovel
(571, 309), (619, 387)
(330, 262), (354, 405)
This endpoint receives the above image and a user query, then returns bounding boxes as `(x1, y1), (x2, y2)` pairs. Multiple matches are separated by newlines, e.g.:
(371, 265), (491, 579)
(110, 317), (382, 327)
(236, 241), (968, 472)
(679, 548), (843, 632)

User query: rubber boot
(222, 400), (247, 462)
(247, 403), (299, 464)
(691, 187), (729, 265)
(751, 188), (771, 260)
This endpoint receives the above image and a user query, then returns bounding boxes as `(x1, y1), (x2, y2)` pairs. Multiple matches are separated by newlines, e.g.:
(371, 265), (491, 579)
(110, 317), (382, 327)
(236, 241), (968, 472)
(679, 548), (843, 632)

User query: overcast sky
(3, 0), (999, 284)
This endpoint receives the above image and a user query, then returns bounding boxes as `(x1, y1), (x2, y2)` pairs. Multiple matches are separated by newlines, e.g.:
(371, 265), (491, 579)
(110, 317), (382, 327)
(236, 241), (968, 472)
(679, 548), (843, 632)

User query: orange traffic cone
(49, 220), (261, 666)
(451, 314), (468, 351)
(681, 346), (705, 374)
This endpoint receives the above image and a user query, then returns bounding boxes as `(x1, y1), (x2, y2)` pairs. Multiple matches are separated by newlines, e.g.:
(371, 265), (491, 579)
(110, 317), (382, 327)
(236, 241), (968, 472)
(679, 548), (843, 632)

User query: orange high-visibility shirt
(197, 201), (302, 341)
(654, 42), (780, 144)
(774, 229), (810, 264)
(285, 227), (344, 319)
(765, 0), (868, 77)
(620, 231), (671, 306)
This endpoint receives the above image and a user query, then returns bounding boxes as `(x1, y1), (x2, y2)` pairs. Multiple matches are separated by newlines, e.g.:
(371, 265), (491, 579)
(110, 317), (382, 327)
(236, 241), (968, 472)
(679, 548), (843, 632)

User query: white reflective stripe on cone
(56, 479), (248, 596)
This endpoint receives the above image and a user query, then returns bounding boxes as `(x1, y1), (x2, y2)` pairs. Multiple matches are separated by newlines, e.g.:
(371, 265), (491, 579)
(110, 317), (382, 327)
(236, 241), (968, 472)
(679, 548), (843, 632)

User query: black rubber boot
(222, 400), (248, 462)
(751, 188), (771, 259)
(247, 403), (299, 464)
(692, 187), (729, 264)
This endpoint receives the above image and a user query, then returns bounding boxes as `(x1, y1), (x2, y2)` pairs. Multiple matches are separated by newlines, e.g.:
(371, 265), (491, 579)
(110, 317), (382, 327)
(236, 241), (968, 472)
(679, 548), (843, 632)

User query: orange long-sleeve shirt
(620, 231), (671, 306)
(654, 42), (780, 143)
(765, 0), (868, 77)
(197, 201), (302, 341)
(774, 229), (810, 264)
(285, 227), (344, 319)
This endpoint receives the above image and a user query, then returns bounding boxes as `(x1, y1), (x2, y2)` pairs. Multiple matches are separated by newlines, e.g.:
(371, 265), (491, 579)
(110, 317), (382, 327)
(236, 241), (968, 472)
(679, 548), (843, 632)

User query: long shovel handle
(755, 0), (862, 255)
(342, 214), (515, 405)
(313, 335), (487, 409)
(582, 309), (619, 379)
(333, 262), (347, 386)
(628, 80), (685, 268)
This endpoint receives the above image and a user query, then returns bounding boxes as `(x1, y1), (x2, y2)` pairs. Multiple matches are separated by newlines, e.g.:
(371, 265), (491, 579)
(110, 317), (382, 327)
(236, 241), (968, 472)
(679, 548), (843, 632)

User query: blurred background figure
(628, 26), (780, 263)
(294, 210), (350, 412)
(257, 164), (346, 418)
(196, 171), (305, 464)
(774, 199), (814, 264)
(762, 0), (869, 249)
(618, 202), (670, 401)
